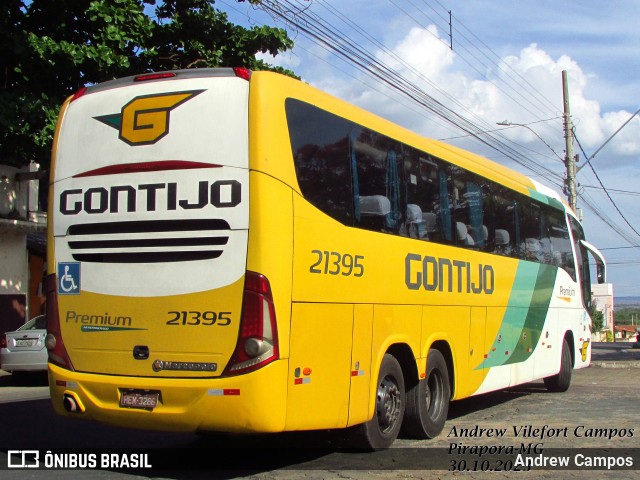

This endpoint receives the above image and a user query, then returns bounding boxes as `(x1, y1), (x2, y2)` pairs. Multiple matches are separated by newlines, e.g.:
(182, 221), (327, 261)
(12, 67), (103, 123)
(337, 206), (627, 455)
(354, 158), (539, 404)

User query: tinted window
(570, 216), (590, 305)
(548, 209), (575, 279)
(285, 98), (576, 270)
(404, 151), (452, 243)
(352, 128), (406, 234)
(286, 99), (354, 225)
(520, 201), (550, 263)
(492, 186), (519, 258)
(451, 167), (489, 249)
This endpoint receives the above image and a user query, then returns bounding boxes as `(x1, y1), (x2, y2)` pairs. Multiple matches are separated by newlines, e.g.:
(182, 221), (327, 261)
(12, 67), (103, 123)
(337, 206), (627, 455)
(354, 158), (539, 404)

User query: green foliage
(588, 301), (604, 334)
(1, 0), (296, 169)
(614, 306), (640, 326)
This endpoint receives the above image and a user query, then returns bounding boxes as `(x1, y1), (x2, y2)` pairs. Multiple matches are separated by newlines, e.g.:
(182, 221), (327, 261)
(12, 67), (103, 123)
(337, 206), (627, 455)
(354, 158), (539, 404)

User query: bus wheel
(402, 348), (450, 439)
(352, 354), (405, 450)
(544, 338), (572, 392)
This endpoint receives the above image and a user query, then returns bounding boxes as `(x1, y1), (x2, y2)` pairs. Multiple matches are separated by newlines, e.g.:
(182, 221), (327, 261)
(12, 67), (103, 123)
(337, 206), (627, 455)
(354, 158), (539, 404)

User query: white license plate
(119, 390), (160, 409)
(15, 339), (35, 347)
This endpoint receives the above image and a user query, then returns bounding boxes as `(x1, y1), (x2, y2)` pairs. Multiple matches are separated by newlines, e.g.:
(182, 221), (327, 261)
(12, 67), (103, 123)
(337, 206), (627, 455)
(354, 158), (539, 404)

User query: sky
(219, 0), (640, 296)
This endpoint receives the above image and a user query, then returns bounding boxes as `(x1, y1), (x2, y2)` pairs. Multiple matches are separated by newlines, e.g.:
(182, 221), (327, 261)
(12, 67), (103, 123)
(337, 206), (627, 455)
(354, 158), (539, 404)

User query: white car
(1, 315), (48, 373)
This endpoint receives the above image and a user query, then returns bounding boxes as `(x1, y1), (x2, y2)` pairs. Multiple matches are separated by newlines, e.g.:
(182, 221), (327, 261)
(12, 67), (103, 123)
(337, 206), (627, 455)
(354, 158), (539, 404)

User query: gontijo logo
(94, 90), (204, 145)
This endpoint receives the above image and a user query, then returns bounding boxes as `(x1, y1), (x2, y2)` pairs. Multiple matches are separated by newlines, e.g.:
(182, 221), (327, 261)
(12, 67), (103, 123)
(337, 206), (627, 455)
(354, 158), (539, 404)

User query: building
(614, 324), (638, 342)
(0, 163), (47, 337)
(591, 283), (614, 342)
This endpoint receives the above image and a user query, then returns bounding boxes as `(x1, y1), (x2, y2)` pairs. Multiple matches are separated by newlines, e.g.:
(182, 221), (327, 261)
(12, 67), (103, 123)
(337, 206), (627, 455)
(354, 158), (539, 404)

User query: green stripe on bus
(505, 263), (557, 364)
(478, 262), (557, 369)
(528, 188), (565, 212)
(481, 262), (539, 369)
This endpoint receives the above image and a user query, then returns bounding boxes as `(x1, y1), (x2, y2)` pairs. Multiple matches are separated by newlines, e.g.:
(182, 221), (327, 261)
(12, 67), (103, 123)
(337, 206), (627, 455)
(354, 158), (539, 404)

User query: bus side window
(404, 152), (450, 243)
(520, 201), (546, 262)
(538, 205), (553, 265)
(451, 167), (487, 249)
(286, 99), (355, 225)
(548, 209), (575, 280)
(352, 129), (405, 235)
(570, 216), (591, 307)
(437, 166), (454, 243)
(492, 188), (518, 257)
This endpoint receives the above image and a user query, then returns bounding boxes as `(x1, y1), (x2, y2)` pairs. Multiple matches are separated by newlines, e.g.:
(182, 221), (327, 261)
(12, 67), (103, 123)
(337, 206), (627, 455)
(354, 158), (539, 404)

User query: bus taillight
(70, 87), (87, 103)
(134, 72), (176, 82)
(44, 273), (75, 371)
(233, 67), (251, 81)
(223, 271), (279, 376)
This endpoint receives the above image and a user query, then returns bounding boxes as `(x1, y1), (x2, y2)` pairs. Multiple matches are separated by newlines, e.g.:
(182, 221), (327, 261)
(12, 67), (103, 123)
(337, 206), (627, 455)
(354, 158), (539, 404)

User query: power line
(239, 0), (565, 184)
(231, 0), (640, 259)
(574, 132), (640, 244)
(581, 185), (640, 197)
(428, 0), (561, 116)
(252, 0), (565, 187)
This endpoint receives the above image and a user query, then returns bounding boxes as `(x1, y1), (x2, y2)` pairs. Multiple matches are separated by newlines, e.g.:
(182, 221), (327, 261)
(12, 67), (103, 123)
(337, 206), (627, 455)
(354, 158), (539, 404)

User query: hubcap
(376, 375), (401, 434)
(426, 369), (444, 419)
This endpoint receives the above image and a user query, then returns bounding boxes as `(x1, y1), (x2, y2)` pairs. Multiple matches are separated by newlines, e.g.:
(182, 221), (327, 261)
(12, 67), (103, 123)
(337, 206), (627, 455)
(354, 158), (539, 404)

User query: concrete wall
(0, 230), (28, 332)
(592, 282), (614, 341)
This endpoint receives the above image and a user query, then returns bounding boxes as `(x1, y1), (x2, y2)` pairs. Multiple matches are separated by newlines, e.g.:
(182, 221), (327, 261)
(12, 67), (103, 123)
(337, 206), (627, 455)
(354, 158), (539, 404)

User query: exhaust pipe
(63, 392), (84, 413)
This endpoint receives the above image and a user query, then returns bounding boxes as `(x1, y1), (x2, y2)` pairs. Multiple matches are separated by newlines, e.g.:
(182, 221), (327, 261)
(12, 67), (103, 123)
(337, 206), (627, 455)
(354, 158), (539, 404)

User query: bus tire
(402, 348), (450, 439)
(543, 338), (572, 392)
(351, 354), (405, 450)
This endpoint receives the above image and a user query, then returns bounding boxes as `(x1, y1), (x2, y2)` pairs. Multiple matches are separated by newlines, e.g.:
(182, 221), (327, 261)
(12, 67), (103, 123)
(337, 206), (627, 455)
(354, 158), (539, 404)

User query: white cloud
(258, 0), (639, 295)
(378, 25), (454, 80)
(303, 27), (640, 170)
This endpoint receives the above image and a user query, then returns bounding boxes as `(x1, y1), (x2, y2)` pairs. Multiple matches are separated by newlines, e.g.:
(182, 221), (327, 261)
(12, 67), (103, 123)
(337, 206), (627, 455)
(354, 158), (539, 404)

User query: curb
(590, 360), (640, 369)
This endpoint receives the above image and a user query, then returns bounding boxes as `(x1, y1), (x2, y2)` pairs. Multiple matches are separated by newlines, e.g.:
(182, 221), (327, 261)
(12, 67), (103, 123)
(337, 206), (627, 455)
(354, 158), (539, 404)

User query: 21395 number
(166, 311), (231, 326)
(309, 250), (364, 277)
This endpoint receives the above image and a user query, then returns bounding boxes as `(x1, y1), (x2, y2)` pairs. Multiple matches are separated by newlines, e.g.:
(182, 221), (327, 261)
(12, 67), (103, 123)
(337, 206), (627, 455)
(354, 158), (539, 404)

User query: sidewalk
(590, 341), (640, 368)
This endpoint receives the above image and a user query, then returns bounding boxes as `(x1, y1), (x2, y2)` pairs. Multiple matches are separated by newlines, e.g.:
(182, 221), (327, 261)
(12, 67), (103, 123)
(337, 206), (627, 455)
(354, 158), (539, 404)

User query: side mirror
(580, 240), (607, 284)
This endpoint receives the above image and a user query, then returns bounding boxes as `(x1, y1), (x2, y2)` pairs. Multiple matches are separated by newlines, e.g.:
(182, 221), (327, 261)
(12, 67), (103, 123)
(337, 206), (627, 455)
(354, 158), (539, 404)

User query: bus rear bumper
(48, 361), (288, 433)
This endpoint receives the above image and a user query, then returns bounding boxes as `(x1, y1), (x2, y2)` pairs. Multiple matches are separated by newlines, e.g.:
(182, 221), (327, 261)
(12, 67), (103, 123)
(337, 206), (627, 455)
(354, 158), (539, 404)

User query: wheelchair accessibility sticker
(58, 262), (81, 295)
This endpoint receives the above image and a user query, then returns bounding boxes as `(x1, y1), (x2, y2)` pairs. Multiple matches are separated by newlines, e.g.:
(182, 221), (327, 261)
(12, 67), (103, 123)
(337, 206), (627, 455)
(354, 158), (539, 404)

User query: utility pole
(562, 70), (578, 213)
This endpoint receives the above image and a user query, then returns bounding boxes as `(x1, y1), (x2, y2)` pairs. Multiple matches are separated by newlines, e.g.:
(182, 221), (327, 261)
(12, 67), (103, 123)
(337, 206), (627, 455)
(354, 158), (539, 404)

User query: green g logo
(94, 90), (204, 145)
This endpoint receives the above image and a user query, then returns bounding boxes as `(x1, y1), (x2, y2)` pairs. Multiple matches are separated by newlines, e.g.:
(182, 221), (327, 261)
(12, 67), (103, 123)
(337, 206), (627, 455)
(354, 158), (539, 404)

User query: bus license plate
(119, 390), (159, 409)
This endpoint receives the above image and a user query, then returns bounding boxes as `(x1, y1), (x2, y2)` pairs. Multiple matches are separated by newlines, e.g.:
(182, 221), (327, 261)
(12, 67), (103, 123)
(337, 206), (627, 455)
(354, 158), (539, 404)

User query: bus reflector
(233, 67), (251, 81)
(223, 272), (278, 376)
(208, 389), (241, 396)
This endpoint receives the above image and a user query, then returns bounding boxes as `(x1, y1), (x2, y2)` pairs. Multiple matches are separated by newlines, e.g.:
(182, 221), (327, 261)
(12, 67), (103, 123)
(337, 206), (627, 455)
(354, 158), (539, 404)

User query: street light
(497, 72), (578, 213)
(498, 119), (577, 213)
(496, 120), (563, 161)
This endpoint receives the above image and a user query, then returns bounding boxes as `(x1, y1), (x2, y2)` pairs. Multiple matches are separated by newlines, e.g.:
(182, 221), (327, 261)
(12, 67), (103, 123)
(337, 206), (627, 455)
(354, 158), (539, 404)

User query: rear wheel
(351, 354), (405, 450)
(544, 338), (572, 392)
(402, 348), (450, 439)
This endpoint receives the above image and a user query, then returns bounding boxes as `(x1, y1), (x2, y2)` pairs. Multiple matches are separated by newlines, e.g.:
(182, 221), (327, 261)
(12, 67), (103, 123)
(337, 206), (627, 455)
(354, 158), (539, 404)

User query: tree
(589, 300), (604, 335)
(0, 0), (295, 170)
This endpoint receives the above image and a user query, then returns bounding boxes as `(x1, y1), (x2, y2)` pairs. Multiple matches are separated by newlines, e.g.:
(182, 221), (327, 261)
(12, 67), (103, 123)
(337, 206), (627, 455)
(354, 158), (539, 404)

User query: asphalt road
(1, 342), (639, 479)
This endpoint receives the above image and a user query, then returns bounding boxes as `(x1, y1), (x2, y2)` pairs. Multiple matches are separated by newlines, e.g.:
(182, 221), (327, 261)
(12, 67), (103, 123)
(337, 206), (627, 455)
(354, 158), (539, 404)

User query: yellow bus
(46, 68), (606, 449)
